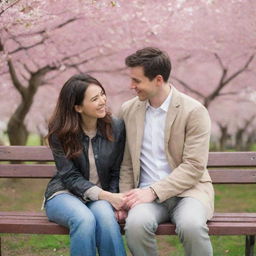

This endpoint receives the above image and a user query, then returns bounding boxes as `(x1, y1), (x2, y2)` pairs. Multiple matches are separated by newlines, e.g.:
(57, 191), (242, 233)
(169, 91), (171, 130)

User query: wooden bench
(0, 146), (256, 256)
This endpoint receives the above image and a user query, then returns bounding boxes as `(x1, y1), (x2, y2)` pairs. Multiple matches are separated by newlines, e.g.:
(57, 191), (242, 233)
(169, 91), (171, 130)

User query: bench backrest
(0, 146), (256, 184)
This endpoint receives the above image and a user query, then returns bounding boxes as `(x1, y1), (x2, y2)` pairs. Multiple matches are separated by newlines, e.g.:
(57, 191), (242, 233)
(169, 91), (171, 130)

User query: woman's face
(75, 84), (107, 120)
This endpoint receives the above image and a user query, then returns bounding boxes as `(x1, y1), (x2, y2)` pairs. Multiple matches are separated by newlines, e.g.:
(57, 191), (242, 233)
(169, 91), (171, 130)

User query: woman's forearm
(99, 191), (124, 210)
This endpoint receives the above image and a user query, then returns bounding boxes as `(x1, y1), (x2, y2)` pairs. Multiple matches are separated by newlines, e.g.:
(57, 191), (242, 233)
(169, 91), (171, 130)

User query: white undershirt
(139, 88), (173, 188)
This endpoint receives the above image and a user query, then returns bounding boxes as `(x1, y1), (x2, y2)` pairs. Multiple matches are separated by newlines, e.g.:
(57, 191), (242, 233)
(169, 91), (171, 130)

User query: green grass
(0, 133), (41, 146)
(1, 182), (255, 255)
(0, 135), (255, 255)
(26, 133), (42, 146)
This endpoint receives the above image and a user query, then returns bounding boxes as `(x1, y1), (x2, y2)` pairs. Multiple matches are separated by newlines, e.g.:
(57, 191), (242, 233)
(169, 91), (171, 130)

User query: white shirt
(139, 89), (173, 188)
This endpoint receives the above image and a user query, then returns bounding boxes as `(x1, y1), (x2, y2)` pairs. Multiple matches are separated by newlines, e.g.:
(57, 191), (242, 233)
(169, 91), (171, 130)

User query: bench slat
(0, 146), (53, 161)
(0, 164), (56, 178)
(1, 212), (256, 236)
(1, 146), (256, 167)
(209, 169), (256, 183)
(1, 165), (256, 184)
(207, 152), (256, 167)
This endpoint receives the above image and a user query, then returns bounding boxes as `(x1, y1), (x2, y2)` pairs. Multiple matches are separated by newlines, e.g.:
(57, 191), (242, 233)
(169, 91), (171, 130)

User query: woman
(44, 74), (126, 256)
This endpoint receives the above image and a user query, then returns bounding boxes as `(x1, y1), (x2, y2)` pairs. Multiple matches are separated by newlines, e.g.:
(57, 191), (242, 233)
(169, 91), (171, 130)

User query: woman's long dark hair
(46, 74), (113, 159)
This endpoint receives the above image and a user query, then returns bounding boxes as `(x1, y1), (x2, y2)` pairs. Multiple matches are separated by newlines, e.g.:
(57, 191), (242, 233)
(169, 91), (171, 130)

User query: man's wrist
(149, 187), (157, 199)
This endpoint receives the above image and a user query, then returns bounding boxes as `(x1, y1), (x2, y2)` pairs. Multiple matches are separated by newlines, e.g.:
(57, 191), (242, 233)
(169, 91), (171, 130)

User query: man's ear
(155, 75), (164, 86)
(74, 105), (82, 113)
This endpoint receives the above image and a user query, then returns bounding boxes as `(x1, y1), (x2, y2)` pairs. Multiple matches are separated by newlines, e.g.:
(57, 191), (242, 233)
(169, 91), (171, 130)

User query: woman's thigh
(45, 193), (95, 228)
(87, 200), (116, 224)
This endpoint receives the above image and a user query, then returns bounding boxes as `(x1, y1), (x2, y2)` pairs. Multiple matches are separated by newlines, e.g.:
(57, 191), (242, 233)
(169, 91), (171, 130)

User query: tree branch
(0, 0), (21, 16)
(11, 17), (79, 38)
(7, 58), (26, 97)
(171, 75), (205, 98)
(222, 55), (254, 86)
(9, 37), (48, 54)
(214, 53), (225, 70)
(205, 54), (254, 107)
(218, 91), (239, 97)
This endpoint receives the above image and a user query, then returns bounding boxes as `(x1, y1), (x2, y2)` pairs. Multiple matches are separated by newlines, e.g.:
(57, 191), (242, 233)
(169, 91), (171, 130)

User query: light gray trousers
(125, 197), (213, 256)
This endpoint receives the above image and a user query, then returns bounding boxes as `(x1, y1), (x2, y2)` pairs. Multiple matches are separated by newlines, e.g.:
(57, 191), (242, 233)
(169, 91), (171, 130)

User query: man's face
(128, 66), (158, 101)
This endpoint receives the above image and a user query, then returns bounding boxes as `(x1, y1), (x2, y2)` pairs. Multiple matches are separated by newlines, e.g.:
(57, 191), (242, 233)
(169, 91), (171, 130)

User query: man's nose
(130, 82), (136, 89)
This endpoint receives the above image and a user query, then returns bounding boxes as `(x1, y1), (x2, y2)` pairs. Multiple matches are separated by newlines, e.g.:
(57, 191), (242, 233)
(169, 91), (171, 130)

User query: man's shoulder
(175, 88), (206, 112)
(120, 97), (140, 116)
(121, 97), (139, 109)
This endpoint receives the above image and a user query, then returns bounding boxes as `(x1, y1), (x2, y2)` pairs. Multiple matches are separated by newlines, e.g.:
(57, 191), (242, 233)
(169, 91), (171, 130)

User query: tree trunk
(6, 62), (55, 145)
(218, 125), (230, 151)
(7, 93), (34, 145)
(7, 119), (28, 145)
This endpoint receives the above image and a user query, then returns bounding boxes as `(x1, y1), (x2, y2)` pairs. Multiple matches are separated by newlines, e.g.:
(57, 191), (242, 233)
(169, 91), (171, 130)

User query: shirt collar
(146, 86), (172, 112)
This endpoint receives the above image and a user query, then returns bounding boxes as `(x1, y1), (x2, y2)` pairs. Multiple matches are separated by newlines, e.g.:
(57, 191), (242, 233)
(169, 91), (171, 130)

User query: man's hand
(123, 188), (157, 209)
(115, 209), (128, 222)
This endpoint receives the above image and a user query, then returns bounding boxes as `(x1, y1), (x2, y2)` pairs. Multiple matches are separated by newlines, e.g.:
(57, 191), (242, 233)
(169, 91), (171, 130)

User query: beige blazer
(119, 87), (214, 219)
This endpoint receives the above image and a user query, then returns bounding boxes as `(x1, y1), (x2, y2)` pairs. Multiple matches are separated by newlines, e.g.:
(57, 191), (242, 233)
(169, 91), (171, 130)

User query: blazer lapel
(134, 101), (147, 180)
(164, 87), (181, 144)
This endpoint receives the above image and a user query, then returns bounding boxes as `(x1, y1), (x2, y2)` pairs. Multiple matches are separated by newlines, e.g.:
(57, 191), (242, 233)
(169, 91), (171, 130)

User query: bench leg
(245, 235), (255, 256)
(0, 236), (2, 256)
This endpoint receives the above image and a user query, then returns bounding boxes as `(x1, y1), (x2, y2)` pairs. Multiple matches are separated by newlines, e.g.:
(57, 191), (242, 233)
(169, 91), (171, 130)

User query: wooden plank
(1, 211), (256, 221)
(1, 220), (256, 236)
(0, 164), (56, 178)
(0, 146), (53, 161)
(1, 146), (256, 167)
(1, 165), (256, 183)
(208, 152), (256, 167)
(1, 212), (256, 235)
(209, 169), (256, 184)
(214, 213), (256, 217)
(0, 222), (68, 235)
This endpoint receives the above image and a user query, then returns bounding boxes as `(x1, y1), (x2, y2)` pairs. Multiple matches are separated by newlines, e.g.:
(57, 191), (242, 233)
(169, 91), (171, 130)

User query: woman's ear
(74, 105), (82, 113)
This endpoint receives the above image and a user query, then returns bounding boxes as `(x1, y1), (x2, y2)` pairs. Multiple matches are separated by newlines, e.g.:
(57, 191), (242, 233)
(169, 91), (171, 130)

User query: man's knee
(125, 209), (158, 238)
(175, 218), (208, 240)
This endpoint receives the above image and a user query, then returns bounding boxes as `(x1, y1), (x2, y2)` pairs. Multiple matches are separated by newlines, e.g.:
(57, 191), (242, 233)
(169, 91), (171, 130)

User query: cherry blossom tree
(0, 0), (255, 148)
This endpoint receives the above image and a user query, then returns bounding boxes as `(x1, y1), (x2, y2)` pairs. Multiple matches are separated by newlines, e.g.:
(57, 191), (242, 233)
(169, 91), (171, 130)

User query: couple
(43, 47), (214, 256)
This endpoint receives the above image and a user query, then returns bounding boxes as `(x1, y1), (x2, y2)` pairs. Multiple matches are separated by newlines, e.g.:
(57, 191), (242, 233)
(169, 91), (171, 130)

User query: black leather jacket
(44, 118), (125, 201)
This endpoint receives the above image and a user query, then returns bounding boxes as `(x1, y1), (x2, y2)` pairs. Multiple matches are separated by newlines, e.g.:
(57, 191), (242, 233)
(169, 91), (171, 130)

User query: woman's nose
(100, 95), (106, 104)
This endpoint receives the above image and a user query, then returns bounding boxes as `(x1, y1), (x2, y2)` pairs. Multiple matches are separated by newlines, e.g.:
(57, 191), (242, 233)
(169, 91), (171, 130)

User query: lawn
(1, 178), (255, 256)
(0, 134), (255, 255)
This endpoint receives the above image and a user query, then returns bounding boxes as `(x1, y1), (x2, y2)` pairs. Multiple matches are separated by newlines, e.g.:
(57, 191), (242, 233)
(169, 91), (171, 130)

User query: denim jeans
(45, 193), (126, 256)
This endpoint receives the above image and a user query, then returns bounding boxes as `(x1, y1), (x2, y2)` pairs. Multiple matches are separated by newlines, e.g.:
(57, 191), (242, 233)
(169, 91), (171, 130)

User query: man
(118, 47), (214, 256)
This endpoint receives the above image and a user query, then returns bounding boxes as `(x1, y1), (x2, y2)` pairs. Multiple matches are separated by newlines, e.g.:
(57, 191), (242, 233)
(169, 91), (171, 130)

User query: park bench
(0, 146), (256, 256)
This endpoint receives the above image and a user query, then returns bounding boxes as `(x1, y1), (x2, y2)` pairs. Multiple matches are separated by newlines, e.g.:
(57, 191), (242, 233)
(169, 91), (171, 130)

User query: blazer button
(95, 155), (98, 159)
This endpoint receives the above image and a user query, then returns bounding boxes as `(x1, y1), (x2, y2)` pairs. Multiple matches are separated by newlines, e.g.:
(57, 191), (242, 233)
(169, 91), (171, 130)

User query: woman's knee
(69, 208), (96, 235)
(89, 200), (116, 223)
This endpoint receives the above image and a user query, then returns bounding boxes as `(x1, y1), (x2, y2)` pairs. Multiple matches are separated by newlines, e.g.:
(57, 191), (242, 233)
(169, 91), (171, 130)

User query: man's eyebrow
(132, 77), (141, 83)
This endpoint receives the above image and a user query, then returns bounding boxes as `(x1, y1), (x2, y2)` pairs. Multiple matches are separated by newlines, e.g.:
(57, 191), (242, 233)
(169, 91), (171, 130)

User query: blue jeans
(45, 193), (126, 256)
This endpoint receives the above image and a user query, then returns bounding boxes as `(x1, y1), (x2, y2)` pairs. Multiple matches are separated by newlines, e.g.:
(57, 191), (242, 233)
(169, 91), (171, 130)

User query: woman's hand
(115, 209), (128, 222)
(99, 191), (125, 210)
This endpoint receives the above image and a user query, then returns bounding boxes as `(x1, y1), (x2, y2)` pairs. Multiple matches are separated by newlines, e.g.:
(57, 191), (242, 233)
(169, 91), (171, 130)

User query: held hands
(99, 191), (125, 210)
(99, 188), (157, 222)
(115, 188), (157, 222)
(123, 188), (157, 209)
